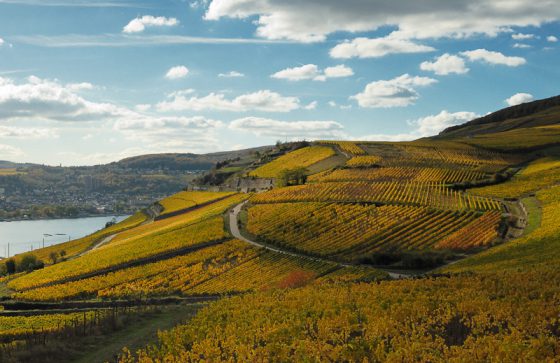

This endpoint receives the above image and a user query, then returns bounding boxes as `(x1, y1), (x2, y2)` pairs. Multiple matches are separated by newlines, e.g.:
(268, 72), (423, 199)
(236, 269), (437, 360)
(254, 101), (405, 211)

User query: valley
(1, 98), (560, 362)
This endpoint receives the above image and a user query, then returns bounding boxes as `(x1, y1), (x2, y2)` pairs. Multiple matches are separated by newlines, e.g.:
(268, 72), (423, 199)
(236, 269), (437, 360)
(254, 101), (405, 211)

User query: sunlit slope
(12, 211), (148, 264)
(249, 145), (336, 178)
(158, 191), (236, 216)
(438, 95), (560, 138)
(7, 194), (247, 291)
(441, 184), (560, 273)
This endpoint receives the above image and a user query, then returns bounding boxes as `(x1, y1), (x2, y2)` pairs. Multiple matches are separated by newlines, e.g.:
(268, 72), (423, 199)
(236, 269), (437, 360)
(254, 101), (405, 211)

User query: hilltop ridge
(438, 94), (560, 138)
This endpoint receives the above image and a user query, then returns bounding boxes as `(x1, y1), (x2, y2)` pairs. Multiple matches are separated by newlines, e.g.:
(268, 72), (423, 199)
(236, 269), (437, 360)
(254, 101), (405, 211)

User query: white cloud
(135, 104), (151, 112)
(461, 49), (526, 67)
(218, 71), (245, 78)
(0, 126), (57, 139)
(165, 65), (189, 80)
(420, 53), (469, 75)
(351, 74), (437, 108)
(271, 64), (321, 81)
(360, 133), (418, 142)
(123, 15), (179, 34)
(271, 64), (353, 81)
(505, 92), (534, 106)
(157, 90), (301, 112)
(229, 117), (345, 139)
(324, 65), (354, 78)
(205, 1), (560, 42)
(66, 82), (94, 91)
(330, 36), (434, 59)
(512, 33), (535, 40)
(0, 38), (4, 46)
(513, 43), (531, 49)
(411, 110), (478, 136)
(303, 101), (317, 110)
(0, 144), (23, 157)
(0, 75), (131, 122)
(547, 35), (558, 42)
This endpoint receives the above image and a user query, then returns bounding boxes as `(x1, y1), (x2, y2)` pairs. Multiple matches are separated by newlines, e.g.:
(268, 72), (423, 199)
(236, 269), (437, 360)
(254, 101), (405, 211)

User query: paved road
(229, 201), (407, 279)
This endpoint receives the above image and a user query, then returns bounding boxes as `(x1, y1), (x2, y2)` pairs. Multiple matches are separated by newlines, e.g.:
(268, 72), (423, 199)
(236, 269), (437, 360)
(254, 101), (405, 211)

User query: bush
(17, 254), (44, 273)
(4, 259), (16, 274)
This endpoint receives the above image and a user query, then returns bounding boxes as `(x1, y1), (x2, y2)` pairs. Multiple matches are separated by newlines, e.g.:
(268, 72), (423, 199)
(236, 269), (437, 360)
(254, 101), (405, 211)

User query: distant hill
(438, 95), (560, 138)
(115, 146), (272, 171)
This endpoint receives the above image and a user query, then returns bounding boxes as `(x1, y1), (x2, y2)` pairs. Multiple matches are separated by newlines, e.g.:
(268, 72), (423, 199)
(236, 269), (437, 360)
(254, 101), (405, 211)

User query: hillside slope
(438, 95), (560, 138)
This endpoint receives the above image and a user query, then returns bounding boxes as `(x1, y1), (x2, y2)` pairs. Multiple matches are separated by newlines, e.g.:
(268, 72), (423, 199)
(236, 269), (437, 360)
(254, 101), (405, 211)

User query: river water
(0, 215), (129, 258)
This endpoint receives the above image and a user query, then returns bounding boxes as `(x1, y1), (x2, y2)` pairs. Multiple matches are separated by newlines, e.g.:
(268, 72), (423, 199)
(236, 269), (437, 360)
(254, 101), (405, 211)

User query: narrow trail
(229, 201), (407, 280)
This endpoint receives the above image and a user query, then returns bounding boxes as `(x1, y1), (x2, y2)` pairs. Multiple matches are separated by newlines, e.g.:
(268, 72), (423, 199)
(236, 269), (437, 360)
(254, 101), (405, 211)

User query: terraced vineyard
(158, 191), (236, 216)
(247, 202), (501, 259)
(249, 146), (335, 178)
(317, 141), (366, 155)
(251, 182), (501, 211)
(3, 112), (560, 362)
(309, 167), (488, 184)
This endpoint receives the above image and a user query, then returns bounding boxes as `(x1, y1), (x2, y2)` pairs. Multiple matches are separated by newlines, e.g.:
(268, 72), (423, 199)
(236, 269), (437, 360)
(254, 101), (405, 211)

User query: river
(0, 215), (129, 258)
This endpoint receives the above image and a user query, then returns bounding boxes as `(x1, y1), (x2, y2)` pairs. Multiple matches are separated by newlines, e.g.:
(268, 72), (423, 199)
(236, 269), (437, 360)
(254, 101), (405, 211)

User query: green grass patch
(521, 196), (541, 236)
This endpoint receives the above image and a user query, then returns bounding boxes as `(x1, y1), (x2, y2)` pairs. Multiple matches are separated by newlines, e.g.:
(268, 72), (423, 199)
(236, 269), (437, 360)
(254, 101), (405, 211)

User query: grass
(521, 196), (542, 236)
(71, 304), (201, 363)
(0, 168), (23, 176)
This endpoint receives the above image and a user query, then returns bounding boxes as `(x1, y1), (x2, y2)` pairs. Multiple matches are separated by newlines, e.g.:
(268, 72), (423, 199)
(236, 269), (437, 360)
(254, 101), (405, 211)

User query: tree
(4, 259), (16, 274)
(49, 251), (59, 264)
(18, 254), (44, 272)
(277, 167), (308, 187)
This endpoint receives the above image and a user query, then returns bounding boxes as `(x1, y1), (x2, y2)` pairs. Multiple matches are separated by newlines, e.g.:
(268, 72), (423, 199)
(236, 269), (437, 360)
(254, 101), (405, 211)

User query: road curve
(228, 201), (406, 279)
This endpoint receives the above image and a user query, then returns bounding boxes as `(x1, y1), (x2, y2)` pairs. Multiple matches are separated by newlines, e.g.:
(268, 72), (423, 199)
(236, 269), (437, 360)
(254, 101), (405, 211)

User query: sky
(0, 0), (559, 166)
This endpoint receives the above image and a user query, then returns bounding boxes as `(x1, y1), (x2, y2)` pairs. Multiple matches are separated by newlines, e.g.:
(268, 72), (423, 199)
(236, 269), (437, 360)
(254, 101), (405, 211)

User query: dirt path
(229, 201), (407, 279)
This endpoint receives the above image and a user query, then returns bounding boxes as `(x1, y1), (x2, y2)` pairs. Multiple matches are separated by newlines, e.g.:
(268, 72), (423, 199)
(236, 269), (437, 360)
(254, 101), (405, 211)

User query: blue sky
(0, 0), (558, 165)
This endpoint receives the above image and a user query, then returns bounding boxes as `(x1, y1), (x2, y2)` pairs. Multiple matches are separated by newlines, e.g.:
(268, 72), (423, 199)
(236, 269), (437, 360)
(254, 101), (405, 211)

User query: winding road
(228, 201), (408, 279)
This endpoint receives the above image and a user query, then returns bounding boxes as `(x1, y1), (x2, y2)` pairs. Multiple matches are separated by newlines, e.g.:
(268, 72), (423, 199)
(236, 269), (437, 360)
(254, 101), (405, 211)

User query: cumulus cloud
(351, 74), (437, 108)
(547, 35), (558, 42)
(66, 82), (94, 91)
(157, 90), (301, 112)
(0, 76), (131, 122)
(123, 15), (179, 33)
(204, 1), (560, 42)
(0, 144), (23, 157)
(512, 33), (535, 40)
(505, 92), (534, 106)
(218, 71), (245, 78)
(271, 64), (353, 81)
(420, 53), (469, 75)
(134, 104), (151, 112)
(165, 65), (189, 80)
(324, 65), (354, 78)
(303, 101), (317, 110)
(0, 126), (57, 139)
(513, 43), (531, 49)
(461, 49), (526, 67)
(410, 110), (478, 136)
(229, 117), (345, 139)
(330, 36), (434, 59)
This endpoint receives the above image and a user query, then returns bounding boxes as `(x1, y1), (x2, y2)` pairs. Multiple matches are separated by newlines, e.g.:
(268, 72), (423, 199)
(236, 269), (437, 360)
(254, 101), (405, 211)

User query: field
(309, 167), (488, 184)
(317, 141), (366, 155)
(121, 268), (560, 362)
(249, 146), (335, 178)
(472, 156), (560, 198)
(247, 202), (502, 259)
(251, 182), (501, 211)
(158, 191), (235, 216)
(12, 211), (149, 264)
(3, 124), (560, 362)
